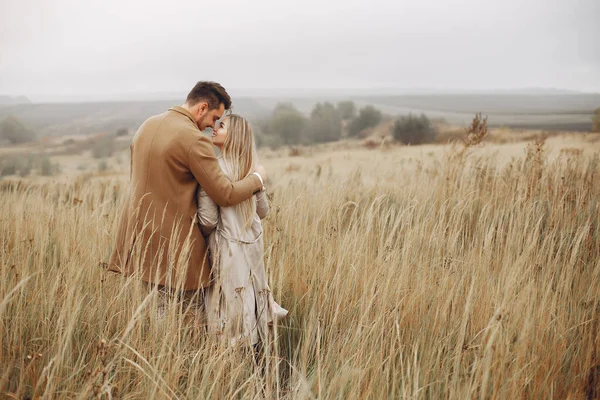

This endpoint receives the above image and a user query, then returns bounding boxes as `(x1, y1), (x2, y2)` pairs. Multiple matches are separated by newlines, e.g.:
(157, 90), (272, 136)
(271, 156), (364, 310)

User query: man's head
(183, 81), (232, 131)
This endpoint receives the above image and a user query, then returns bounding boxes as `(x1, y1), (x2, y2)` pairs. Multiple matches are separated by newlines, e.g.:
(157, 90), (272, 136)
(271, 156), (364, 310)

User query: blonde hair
(221, 114), (258, 229)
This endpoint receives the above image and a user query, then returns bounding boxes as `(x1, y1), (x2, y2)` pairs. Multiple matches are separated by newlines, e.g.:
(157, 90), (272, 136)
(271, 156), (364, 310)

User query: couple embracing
(108, 81), (287, 348)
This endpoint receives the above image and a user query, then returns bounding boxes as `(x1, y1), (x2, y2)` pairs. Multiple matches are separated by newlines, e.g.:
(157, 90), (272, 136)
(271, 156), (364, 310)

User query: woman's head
(212, 114), (258, 227)
(211, 117), (229, 149)
(212, 114), (256, 178)
(213, 114), (254, 152)
(212, 114), (256, 176)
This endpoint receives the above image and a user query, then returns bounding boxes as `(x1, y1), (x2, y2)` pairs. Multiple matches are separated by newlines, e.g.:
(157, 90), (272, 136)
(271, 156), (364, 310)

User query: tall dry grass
(1, 142), (599, 399)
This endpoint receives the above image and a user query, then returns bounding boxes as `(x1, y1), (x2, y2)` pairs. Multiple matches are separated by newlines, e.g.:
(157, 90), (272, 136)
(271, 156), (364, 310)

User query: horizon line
(2, 86), (599, 104)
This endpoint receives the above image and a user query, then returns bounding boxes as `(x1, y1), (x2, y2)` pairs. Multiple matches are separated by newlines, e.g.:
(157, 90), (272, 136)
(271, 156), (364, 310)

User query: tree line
(254, 100), (442, 147)
(2, 106), (600, 148)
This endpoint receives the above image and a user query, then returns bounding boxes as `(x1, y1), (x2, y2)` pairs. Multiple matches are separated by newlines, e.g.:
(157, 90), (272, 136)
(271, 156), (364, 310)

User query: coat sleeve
(188, 135), (261, 207)
(256, 190), (270, 219)
(197, 187), (219, 236)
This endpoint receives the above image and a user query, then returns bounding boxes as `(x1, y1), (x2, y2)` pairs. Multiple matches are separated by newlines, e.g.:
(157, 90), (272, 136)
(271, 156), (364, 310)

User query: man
(108, 81), (265, 302)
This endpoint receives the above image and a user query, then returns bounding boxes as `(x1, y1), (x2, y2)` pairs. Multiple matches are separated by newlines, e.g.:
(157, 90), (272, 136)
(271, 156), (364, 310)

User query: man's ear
(198, 102), (209, 114)
(191, 102), (208, 120)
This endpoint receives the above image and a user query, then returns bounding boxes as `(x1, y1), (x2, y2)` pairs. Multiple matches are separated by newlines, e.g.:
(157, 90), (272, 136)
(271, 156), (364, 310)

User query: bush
(255, 128), (283, 149)
(0, 157), (17, 177)
(593, 108), (600, 133)
(348, 106), (382, 137)
(18, 156), (34, 177)
(464, 113), (488, 147)
(337, 101), (356, 120)
(392, 114), (437, 145)
(116, 128), (129, 137)
(0, 154), (39, 177)
(92, 135), (115, 159)
(268, 103), (307, 146)
(308, 102), (342, 143)
(40, 156), (57, 176)
(0, 116), (36, 144)
(98, 160), (108, 172)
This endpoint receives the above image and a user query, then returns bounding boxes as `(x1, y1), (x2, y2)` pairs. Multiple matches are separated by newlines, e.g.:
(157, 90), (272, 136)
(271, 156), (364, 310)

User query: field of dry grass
(1, 134), (599, 398)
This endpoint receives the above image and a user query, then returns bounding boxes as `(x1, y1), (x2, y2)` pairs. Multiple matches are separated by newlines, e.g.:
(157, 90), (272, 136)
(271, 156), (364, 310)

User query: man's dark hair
(186, 81), (232, 110)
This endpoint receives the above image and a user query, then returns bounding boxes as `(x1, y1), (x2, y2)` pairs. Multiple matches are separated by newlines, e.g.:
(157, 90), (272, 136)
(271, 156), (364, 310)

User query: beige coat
(108, 106), (261, 290)
(198, 157), (288, 345)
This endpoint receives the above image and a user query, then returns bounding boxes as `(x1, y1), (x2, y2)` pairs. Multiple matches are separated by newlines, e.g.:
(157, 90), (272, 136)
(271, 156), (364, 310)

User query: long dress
(197, 158), (288, 346)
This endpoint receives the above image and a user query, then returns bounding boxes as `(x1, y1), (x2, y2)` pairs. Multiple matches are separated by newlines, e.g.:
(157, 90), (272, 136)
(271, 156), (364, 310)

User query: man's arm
(188, 135), (262, 207)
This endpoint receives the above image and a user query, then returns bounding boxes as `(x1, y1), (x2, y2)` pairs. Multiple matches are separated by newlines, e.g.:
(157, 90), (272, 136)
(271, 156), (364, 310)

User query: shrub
(18, 156), (35, 177)
(392, 114), (437, 145)
(92, 135), (115, 159)
(115, 128), (129, 137)
(0, 157), (17, 177)
(254, 122), (283, 149)
(363, 138), (380, 149)
(464, 113), (488, 147)
(0, 116), (36, 144)
(337, 101), (356, 120)
(98, 160), (108, 172)
(0, 154), (37, 177)
(308, 102), (342, 143)
(288, 147), (303, 157)
(256, 131), (283, 149)
(348, 106), (382, 137)
(268, 103), (307, 146)
(40, 156), (56, 176)
(18, 165), (32, 177)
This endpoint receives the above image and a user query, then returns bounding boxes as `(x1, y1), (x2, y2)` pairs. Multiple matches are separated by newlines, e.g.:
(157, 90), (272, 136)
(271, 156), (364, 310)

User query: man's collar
(168, 106), (196, 125)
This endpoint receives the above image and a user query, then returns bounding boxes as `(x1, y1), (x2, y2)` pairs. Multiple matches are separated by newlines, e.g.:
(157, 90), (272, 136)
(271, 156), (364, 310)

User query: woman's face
(211, 117), (229, 148)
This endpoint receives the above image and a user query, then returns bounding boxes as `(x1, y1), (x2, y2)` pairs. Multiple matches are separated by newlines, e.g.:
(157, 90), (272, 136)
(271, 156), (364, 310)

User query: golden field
(1, 132), (599, 399)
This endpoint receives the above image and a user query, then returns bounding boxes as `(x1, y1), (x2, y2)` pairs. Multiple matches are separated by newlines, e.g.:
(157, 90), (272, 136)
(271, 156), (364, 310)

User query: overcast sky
(1, 0), (599, 101)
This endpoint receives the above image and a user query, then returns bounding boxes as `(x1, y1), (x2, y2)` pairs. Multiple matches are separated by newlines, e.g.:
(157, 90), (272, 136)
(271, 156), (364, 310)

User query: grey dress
(197, 157), (288, 345)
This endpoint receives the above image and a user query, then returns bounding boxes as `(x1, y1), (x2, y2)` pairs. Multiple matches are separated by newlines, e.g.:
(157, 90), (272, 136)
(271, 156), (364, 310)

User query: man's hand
(254, 164), (267, 182)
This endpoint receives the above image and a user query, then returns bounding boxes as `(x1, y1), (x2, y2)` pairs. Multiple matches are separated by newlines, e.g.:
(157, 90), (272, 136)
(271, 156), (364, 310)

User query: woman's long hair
(221, 114), (258, 229)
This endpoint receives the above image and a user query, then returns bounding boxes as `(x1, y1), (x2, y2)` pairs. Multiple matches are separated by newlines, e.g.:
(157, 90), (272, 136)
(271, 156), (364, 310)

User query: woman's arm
(197, 187), (219, 236)
(256, 190), (270, 220)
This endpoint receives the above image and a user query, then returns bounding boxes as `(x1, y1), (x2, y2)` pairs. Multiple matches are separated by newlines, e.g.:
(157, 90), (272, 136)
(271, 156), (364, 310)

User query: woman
(197, 114), (288, 347)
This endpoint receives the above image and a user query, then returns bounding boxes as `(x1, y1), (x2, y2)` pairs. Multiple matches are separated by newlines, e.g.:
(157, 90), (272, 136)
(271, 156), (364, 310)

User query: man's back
(130, 110), (198, 221)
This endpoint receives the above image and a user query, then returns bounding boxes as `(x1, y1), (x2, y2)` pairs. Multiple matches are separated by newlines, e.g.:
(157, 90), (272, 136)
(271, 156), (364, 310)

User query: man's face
(196, 102), (225, 131)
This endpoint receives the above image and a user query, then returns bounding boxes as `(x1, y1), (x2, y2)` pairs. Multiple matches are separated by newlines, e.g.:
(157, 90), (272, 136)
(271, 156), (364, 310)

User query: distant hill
(353, 93), (600, 131)
(0, 95), (32, 105)
(477, 88), (586, 95)
(0, 98), (271, 137)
